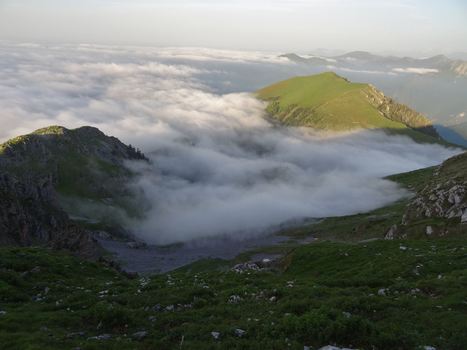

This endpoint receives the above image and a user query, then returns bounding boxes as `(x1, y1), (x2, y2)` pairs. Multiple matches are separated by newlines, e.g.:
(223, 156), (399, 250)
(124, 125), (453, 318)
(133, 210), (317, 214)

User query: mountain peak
(338, 51), (377, 59)
(256, 73), (441, 143)
(33, 125), (68, 135)
(0, 125), (148, 255)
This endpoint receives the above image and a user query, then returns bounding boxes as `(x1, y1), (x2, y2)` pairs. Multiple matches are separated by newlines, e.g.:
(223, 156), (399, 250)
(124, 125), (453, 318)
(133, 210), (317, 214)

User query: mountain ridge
(0, 125), (148, 257)
(257, 72), (442, 143)
(281, 51), (467, 77)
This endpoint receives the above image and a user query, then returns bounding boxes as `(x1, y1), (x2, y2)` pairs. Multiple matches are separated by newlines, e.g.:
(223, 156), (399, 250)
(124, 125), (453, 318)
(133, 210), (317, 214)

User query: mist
(0, 43), (461, 244)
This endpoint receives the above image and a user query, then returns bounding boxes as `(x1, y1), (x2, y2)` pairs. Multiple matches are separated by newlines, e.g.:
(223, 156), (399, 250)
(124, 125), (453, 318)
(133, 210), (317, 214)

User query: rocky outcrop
(363, 85), (439, 138)
(0, 126), (148, 257)
(0, 173), (99, 258)
(451, 61), (467, 76)
(387, 152), (467, 238)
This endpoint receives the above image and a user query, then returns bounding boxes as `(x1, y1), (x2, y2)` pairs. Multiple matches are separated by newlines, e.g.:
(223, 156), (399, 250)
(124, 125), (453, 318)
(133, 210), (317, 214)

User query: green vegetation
(386, 166), (435, 192)
(0, 126), (147, 227)
(1, 239), (466, 350)
(257, 72), (443, 144)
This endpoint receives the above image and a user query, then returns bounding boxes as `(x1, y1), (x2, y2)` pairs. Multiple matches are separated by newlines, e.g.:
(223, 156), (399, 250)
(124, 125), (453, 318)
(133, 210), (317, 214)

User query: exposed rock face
(0, 126), (148, 257)
(451, 61), (467, 76)
(0, 172), (99, 257)
(390, 152), (467, 238)
(364, 85), (439, 138)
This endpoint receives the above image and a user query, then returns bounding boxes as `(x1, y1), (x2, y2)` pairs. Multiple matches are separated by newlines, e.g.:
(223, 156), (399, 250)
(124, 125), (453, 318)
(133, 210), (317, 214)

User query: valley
(0, 69), (465, 350)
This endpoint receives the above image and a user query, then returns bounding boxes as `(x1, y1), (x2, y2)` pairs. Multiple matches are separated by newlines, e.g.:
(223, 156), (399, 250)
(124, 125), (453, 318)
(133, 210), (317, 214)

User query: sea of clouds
(0, 43), (461, 244)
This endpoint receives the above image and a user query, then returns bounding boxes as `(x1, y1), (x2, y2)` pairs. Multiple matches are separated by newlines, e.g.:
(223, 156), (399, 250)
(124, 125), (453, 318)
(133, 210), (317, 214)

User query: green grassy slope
(257, 72), (442, 143)
(1, 240), (466, 350)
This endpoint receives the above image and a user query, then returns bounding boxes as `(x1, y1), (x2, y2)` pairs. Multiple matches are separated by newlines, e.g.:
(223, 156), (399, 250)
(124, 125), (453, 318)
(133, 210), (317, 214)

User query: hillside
(257, 72), (441, 143)
(0, 126), (148, 256)
(0, 128), (466, 349)
(1, 239), (466, 350)
(387, 151), (467, 239)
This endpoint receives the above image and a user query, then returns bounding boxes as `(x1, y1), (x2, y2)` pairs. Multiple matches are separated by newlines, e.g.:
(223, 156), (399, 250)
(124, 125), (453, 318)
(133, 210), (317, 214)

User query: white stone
(461, 208), (467, 223)
(234, 328), (246, 337)
(426, 226), (433, 235)
(211, 331), (220, 340)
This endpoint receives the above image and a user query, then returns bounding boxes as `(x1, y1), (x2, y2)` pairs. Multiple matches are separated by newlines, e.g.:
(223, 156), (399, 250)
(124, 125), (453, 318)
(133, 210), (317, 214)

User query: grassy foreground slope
(1, 240), (466, 350)
(257, 72), (442, 143)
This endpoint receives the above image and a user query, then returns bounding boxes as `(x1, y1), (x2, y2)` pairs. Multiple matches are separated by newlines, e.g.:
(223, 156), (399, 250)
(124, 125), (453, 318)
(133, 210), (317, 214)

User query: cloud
(0, 43), (461, 244)
(152, 47), (291, 64)
(326, 65), (397, 75)
(393, 67), (439, 74)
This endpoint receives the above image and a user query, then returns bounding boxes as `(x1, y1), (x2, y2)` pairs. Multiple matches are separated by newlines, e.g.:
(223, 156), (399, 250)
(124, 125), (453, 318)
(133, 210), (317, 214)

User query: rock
(423, 346), (437, 350)
(94, 231), (111, 240)
(211, 331), (221, 340)
(399, 245), (407, 251)
(232, 262), (260, 273)
(385, 224), (397, 240)
(0, 310), (6, 316)
(66, 332), (85, 339)
(228, 295), (242, 304)
(269, 296), (277, 302)
(88, 334), (111, 340)
(462, 208), (467, 223)
(234, 328), (246, 337)
(165, 305), (175, 312)
(148, 316), (157, 322)
(318, 346), (356, 350)
(426, 226), (433, 235)
(126, 241), (147, 249)
(132, 331), (148, 340)
(304, 346), (311, 350)
(378, 288), (387, 296)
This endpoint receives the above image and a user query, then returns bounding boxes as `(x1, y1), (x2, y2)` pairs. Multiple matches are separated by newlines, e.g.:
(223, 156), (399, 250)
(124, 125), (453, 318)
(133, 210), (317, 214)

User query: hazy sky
(0, 0), (466, 54)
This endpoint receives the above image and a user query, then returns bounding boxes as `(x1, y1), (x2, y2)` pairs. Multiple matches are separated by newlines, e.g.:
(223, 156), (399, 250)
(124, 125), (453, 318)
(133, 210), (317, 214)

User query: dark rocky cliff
(0, 126), (148, 257)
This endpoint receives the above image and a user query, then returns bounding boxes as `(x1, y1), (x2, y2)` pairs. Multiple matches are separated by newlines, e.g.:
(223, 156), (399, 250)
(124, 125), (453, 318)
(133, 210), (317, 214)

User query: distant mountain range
(257, 72), (445, 144)
(281, 51), (467, 77)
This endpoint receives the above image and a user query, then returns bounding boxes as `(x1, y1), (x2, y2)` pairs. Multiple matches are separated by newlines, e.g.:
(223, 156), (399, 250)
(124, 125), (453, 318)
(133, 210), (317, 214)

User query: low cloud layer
(393, 67), (440, 74)
(0, 43), (461, 244)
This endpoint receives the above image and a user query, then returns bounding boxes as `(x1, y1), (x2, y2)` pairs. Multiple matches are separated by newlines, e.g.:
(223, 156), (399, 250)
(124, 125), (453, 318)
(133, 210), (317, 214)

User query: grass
(1, 136), (466, 348)
(256, 72), (442, 144)
(0, 239), (466, 350)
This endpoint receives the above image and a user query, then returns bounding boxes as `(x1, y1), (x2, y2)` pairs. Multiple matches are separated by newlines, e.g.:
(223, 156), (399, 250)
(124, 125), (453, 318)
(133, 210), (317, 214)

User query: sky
(0, 0), (466, 55)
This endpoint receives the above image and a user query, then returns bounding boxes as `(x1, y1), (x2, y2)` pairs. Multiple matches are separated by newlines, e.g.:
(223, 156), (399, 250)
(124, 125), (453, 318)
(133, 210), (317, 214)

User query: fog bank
(0, 43), (461, 244)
